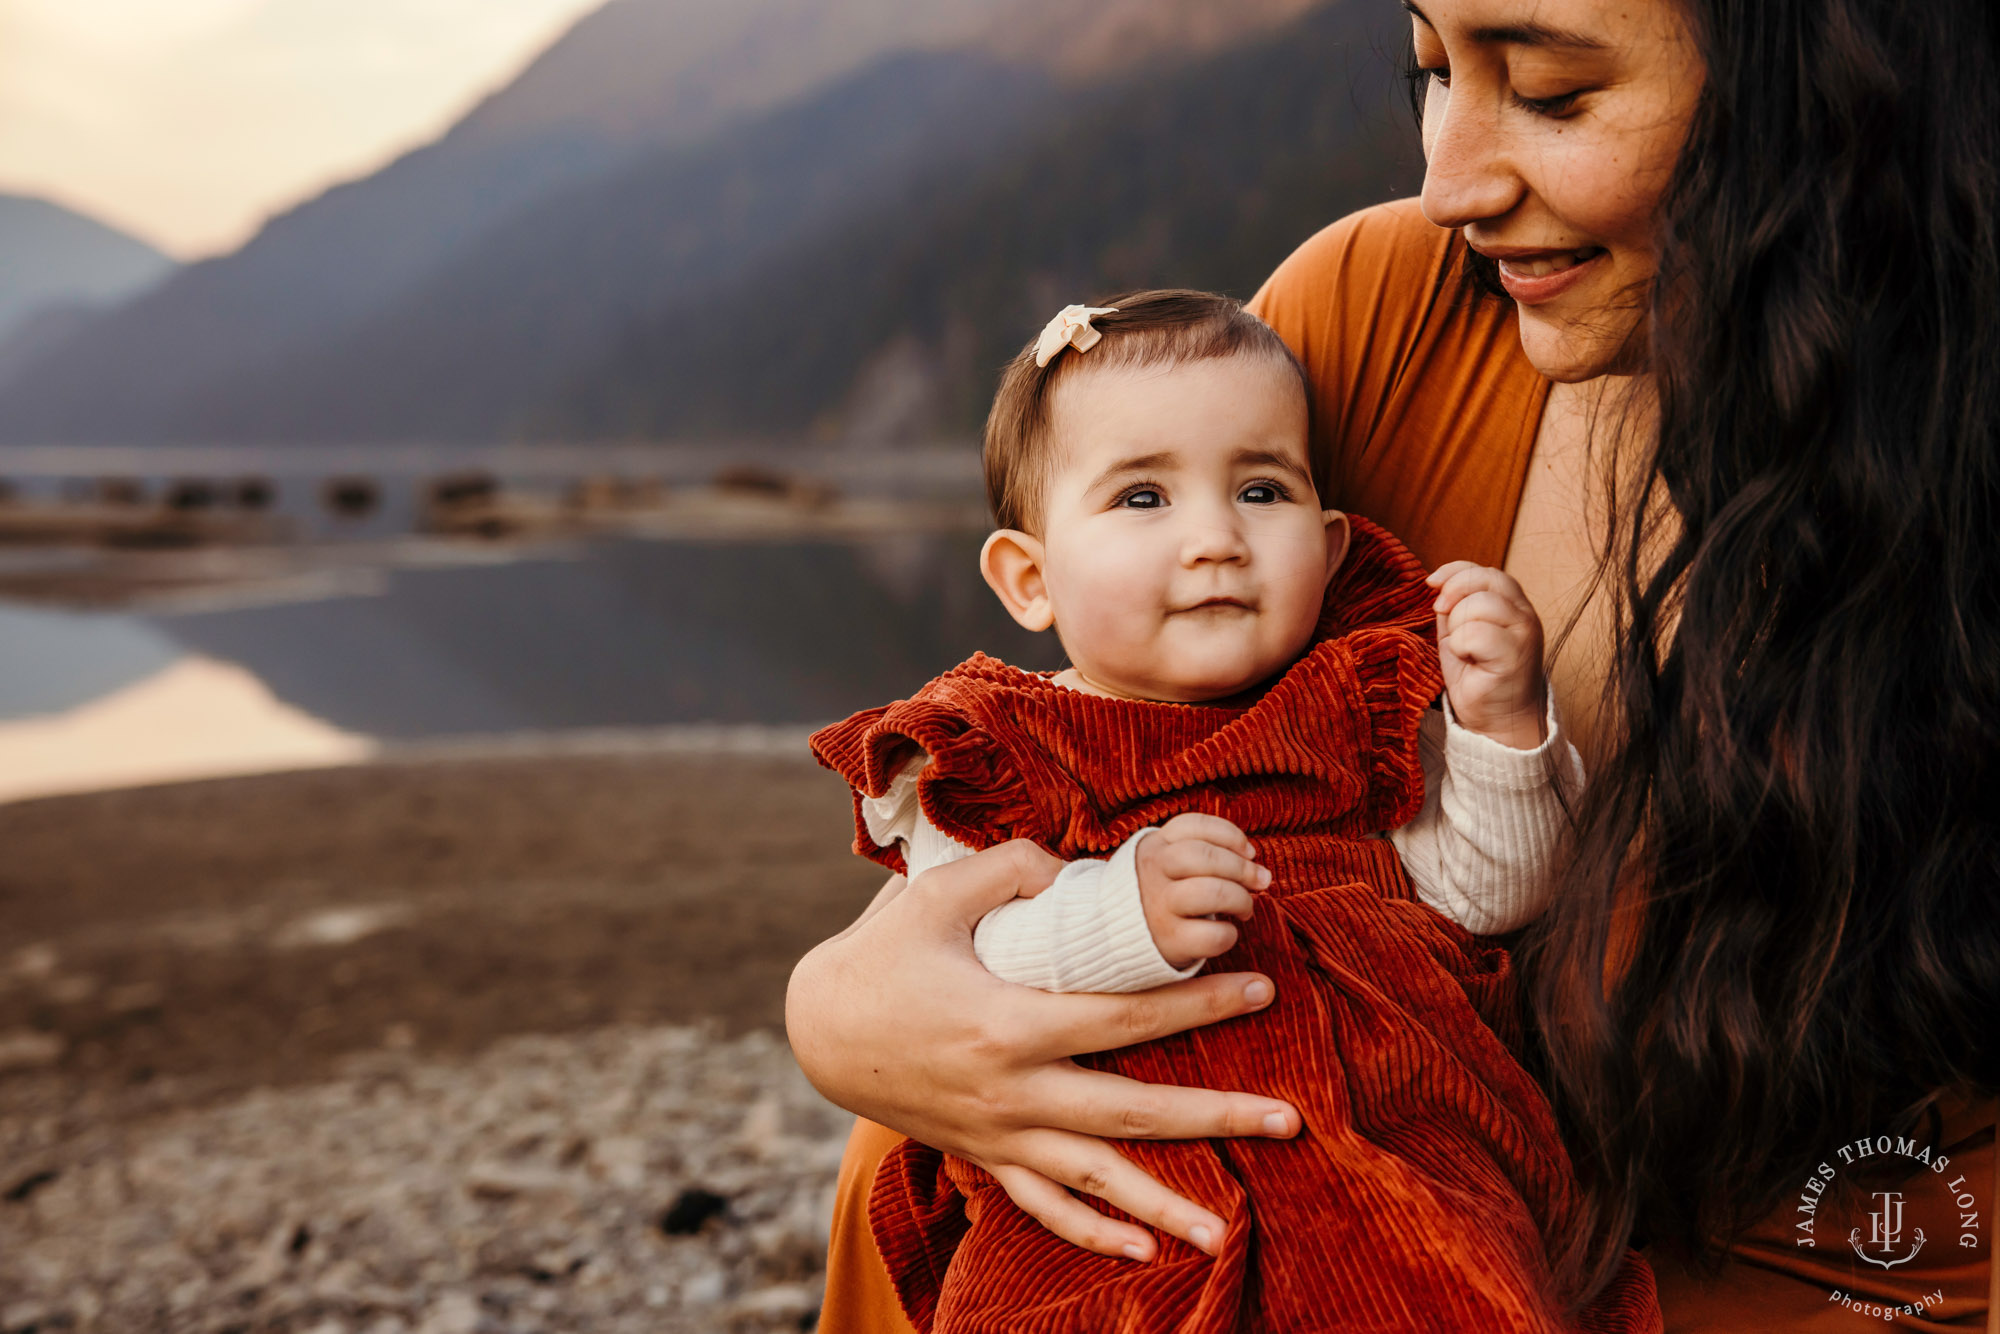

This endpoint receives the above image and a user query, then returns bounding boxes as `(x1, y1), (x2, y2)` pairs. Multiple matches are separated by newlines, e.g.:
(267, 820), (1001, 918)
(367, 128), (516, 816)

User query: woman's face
(1409, 0), (1704, 382)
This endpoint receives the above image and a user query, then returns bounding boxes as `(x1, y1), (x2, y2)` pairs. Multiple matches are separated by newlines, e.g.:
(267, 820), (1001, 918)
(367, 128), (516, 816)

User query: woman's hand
(786, 839), (1302, 1262)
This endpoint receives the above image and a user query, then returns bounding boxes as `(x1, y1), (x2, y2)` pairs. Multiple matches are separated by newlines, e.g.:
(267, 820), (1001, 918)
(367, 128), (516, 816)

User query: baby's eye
(1116, 486), (1165, 510)
(1238, 482), (1287, 505)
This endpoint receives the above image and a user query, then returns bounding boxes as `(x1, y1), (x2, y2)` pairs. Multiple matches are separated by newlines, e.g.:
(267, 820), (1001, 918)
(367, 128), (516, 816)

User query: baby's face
(991, 352), (1344, 704)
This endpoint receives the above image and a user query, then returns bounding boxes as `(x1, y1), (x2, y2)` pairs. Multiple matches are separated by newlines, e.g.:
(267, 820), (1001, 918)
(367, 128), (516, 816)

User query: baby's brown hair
(984, 290), (1316, 534)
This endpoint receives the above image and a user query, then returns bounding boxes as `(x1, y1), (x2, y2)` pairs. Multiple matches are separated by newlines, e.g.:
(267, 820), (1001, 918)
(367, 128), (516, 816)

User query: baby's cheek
(1054, 564), (1163, 667)
(1267, 573), (1329, 658)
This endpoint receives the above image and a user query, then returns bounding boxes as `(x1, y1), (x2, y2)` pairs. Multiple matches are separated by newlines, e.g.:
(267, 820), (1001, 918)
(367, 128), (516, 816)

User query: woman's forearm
(830, 872), (906, 943)
(786, 839), (1301, 1260)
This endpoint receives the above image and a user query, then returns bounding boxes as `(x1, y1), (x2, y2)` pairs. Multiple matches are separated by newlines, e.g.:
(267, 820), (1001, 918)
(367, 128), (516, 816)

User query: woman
(788, 0), (2000, 1327)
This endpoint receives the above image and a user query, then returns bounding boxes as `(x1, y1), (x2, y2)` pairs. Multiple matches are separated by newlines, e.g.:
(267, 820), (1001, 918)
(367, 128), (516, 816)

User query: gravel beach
(0, 750), (882, 1332)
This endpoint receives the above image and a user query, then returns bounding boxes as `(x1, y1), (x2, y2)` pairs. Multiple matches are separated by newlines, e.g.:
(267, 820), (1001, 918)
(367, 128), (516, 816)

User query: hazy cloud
(0, 0), (603, 257)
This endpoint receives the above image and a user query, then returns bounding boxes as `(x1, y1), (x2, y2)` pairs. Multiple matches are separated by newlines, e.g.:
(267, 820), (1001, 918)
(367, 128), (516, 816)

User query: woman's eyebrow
(1399, 0), (1607, 50)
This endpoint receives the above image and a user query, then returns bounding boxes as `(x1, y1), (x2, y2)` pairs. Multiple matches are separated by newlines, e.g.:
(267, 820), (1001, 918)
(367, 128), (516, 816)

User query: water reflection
(113, 535), (1057, 738)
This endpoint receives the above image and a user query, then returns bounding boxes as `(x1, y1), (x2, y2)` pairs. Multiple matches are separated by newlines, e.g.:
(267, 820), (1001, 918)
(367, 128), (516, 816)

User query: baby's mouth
(1175, 596), (1254, 614)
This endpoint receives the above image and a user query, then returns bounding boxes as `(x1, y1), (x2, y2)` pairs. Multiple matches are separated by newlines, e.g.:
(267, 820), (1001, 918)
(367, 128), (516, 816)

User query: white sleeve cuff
(1390, 693), (1585, 935)
(1440, 691), (1585, 796)
(973, 828), (1201, 994)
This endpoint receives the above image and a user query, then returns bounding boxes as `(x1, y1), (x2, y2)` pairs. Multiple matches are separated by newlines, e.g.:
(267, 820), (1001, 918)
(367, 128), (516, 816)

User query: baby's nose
(1180, 515), (1251, 564)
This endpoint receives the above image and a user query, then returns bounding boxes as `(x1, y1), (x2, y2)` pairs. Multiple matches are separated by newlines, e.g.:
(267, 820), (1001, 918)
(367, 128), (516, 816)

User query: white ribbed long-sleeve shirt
(858, 696), (1583, 994)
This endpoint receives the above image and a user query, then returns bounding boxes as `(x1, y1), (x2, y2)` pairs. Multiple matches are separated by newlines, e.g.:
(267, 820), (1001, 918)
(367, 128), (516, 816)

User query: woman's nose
(1418, 82), (1523, 231)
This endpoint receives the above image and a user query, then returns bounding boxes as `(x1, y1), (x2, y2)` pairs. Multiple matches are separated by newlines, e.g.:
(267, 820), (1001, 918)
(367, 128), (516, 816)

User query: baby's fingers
(1161, 876), (1256, 922)
(1426, 559), (1483, 589)
(1430, 563), (1534, 617)
(1441, 619), (1515, 669)
(1156, 812), (1255, 858)
(1442, 589), (1530, 636)
(1153, 836), (1270, 890)
(1158, 916), (1242, 963)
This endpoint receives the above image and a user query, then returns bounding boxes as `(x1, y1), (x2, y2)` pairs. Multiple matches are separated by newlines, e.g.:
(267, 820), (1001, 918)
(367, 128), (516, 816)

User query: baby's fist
(1136, 813), (1267, 970)
(1427, 561), (1549, 750)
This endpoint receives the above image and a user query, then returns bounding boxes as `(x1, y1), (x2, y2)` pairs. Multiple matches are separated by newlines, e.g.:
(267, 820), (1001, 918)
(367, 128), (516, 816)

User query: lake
(0, 446), (1062, 740)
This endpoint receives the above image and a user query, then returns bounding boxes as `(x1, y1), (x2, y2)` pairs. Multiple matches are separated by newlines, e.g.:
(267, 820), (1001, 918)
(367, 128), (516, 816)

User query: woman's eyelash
(1512, 89), (1584, 117)
(1404, 61), (1582, 118)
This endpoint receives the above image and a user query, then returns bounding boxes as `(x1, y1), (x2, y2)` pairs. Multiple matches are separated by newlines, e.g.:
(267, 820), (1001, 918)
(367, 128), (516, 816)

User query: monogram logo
(1850, 1190), (1926, 1269)
(1793, 1132), (1986, 1324)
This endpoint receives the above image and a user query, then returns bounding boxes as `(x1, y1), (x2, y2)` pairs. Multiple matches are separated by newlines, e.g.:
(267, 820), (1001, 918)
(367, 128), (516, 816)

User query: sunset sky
(0, 0), (604, 259)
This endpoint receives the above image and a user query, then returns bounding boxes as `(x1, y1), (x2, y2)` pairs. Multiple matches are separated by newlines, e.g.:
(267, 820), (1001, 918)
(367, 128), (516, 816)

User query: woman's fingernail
(1191, 1225), (1216, 1254)
(1244, 979), (1272, 1006)
(1263, 1112), (1290, 1135)
(1256, 867), (1272, 887)
(1123, 1242), (1150, 1261)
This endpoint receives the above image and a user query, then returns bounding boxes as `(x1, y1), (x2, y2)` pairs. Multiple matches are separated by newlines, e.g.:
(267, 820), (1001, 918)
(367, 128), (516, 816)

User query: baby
(811, 292), (1658, 1332)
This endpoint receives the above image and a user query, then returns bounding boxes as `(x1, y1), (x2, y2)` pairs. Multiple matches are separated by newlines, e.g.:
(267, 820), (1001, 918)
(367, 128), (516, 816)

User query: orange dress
(813, 521), (1660, 1333)
(814, 199), (1995, 1332)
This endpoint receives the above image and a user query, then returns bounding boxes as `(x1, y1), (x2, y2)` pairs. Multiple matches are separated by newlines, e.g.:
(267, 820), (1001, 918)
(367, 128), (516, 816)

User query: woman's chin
(1515, 306), (1646, 383)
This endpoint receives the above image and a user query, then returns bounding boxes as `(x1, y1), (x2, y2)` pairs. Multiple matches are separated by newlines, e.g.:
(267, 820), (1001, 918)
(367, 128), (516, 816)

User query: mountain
(0, 0), (1010, 445)
(0, 0), (1407, 447)
(453, 0), (1009, 146)
(0, 194), (175, 337)
(982, 0), (1328, 76)
(538, 0), (1419, 441)
(164, 54), (1052, 443)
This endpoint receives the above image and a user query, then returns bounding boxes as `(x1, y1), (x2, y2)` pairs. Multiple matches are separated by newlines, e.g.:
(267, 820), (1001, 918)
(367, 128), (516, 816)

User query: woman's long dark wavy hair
(1461, 0), (2000, 1295)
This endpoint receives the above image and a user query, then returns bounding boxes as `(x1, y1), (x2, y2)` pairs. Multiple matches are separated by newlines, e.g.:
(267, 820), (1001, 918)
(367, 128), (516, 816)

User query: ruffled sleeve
(810, 705), (916, 875)
(809, 655), (1050, 874)
(856, 753), (980, 884)
(1338, 621), (1443, 836)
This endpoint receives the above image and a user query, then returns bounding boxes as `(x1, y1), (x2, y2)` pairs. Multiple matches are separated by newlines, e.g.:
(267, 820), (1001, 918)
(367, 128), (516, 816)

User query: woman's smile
(1473, 242), (1611, 304)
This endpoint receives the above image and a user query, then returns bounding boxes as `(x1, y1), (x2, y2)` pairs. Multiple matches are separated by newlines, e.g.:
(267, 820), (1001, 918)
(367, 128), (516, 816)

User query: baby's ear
(1321, 510), (1352, 583)
(980, 529), (1055, 632)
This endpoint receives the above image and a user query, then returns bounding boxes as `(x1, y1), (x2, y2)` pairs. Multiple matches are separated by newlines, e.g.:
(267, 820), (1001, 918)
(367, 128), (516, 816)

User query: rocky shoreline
(3, 1025), (850, 1334)
(0, 751), (883, 1332)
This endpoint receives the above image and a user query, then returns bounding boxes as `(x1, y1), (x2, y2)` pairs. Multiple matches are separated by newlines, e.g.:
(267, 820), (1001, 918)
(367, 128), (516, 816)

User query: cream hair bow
(1034, 304), (1120, 368)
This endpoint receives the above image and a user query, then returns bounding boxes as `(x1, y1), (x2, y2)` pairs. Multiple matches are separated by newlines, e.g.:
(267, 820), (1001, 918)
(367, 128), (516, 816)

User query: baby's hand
(1427, 561), (1549, 750)
(1136, 813), (1267, 971)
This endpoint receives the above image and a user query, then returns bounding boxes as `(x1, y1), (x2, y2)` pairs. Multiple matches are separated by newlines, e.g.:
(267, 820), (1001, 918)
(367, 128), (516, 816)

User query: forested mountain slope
(0, 0), (1008, 443)
(0, 0), (1413, 446)
(541, 0), (1419, 442)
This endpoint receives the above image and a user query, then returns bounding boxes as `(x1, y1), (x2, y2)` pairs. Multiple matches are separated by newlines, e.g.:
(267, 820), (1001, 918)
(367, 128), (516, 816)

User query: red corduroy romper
(810, 520), (1661, 1334)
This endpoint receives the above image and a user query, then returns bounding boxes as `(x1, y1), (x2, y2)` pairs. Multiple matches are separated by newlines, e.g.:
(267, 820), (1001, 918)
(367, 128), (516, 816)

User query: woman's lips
(1489, 247), (1609, 305)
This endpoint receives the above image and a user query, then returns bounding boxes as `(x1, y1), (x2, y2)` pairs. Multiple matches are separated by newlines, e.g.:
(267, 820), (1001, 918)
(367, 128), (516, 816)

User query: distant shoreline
(0, 440), (982, 487)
